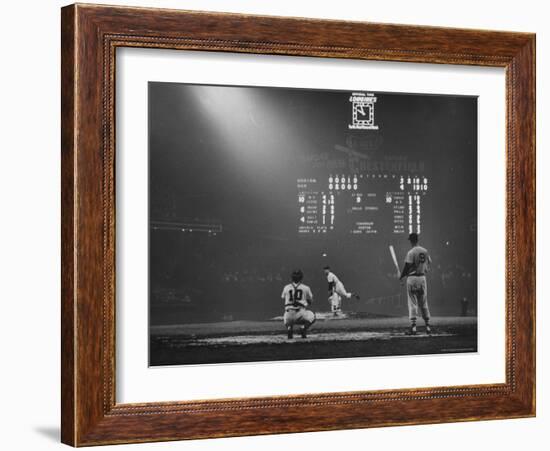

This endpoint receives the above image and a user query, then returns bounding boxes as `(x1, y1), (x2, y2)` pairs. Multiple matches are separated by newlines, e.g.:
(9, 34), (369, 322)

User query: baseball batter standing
(399, 233), (432, 335)
(281, 269), (316, 339)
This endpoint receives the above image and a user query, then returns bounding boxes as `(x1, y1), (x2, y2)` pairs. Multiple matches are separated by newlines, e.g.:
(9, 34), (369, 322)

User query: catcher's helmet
(291, 269), (304, 283)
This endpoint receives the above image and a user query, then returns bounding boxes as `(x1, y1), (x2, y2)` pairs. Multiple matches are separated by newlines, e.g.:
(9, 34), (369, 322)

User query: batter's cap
(408, 232), (419, 242)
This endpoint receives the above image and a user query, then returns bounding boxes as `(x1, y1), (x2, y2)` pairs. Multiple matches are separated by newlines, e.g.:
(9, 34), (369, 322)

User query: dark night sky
(149, 82), (477, 323)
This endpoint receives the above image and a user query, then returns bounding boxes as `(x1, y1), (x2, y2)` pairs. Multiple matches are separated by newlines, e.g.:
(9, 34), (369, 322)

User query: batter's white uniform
(281, 282), (315, 327)
(404, 246), (431, 321)
(326, 271), (351, 313)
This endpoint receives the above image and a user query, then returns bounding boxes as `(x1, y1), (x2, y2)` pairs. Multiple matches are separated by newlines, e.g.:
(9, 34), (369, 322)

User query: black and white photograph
(1, 0), (543, 448)
(148, 82), (478, 366)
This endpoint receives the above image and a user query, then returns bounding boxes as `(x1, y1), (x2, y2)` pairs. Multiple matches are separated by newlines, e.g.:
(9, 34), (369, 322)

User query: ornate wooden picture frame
(61, 3), (535, 446)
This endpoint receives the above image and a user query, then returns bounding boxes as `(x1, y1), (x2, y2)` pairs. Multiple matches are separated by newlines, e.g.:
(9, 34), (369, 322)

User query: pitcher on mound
(323, 266), (359, 316)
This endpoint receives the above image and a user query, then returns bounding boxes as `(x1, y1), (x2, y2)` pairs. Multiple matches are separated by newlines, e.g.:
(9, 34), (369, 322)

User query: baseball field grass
(149, 315), (477, 366)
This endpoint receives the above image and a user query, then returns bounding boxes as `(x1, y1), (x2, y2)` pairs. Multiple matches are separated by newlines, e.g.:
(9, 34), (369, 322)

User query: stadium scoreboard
(297, 174), (429, 236)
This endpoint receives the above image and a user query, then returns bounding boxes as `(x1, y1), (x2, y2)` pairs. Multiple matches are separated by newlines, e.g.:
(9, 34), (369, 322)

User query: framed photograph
(61, 3), (535, 446)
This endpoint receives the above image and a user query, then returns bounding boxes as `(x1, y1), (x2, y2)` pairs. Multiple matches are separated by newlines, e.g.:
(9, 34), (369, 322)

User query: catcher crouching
(281, 269), (316, 339)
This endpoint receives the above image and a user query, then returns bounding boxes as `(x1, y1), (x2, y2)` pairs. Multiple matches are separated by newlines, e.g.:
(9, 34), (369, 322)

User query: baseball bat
(389, 245), (400, 277)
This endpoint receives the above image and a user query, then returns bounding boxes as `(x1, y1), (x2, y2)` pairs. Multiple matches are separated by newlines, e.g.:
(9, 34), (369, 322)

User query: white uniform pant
(329, 293), (341, 312)
(284, 307), (316, 328)
(406, 275), (430, 321)
(330, 281), (351, 312)
(335, 281), (351, 299)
